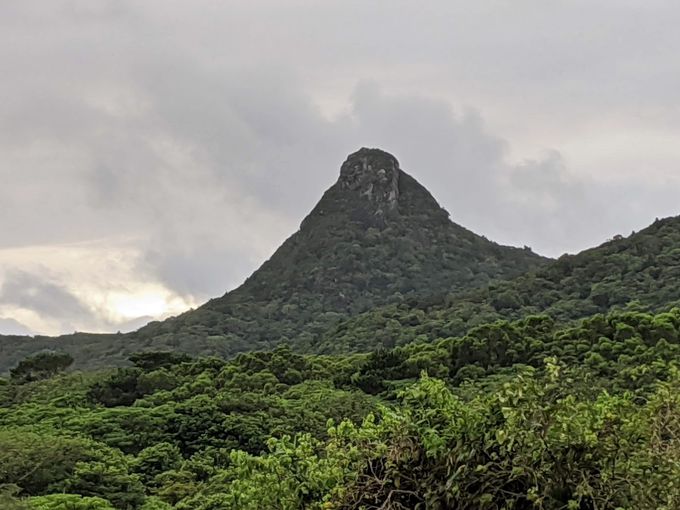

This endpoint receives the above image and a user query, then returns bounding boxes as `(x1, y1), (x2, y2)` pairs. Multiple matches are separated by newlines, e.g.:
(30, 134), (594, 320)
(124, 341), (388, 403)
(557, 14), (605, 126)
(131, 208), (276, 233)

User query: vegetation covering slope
(2, 309), (680, 509)
(321, 215), (680, 352)
(0, 148), (546, 372)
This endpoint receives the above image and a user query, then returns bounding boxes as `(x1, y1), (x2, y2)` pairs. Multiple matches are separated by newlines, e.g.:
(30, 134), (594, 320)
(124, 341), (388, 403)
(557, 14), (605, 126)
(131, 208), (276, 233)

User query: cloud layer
(1, 1), (679, 334)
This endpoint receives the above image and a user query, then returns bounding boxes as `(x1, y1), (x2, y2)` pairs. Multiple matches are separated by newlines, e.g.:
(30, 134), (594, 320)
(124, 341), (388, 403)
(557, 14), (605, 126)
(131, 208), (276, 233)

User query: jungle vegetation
(3, 309), (680, 508)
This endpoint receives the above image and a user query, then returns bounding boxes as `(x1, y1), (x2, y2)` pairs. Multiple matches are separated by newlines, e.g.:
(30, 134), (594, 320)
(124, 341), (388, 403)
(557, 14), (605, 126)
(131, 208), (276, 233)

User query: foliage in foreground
(3, 310), (680, 508)
(116, 366), (680, 510)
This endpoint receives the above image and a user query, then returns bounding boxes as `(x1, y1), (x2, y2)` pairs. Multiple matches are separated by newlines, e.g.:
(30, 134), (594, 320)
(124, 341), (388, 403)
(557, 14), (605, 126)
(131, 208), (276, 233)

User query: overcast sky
(2, 1), (680, 336)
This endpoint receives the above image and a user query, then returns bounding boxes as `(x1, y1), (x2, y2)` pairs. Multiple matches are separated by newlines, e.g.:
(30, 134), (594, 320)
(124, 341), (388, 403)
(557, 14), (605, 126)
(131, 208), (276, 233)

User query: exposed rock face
(338, 148), (401, 225)
(335, 147), (402, 228)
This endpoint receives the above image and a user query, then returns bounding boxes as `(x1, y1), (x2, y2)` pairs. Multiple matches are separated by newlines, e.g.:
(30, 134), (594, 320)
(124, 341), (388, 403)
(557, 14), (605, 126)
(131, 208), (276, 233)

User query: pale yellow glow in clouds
(0, 239), (196, 336)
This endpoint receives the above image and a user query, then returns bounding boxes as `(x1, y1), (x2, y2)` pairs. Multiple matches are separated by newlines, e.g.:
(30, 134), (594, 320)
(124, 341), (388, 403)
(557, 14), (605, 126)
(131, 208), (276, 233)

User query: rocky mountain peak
(339, 148), (400, 213)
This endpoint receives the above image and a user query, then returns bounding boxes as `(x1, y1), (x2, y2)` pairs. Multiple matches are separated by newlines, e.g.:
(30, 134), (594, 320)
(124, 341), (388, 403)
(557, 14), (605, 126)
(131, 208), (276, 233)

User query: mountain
(0, 148), (547, 372)
(321, 215), (680, 352)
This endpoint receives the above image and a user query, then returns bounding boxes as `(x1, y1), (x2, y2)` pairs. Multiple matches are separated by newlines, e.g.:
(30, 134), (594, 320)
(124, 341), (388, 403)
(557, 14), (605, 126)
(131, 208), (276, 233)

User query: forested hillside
(0, 149), (547, 373)
(3, 309), (680, 508)
(321, 215), (680, 352)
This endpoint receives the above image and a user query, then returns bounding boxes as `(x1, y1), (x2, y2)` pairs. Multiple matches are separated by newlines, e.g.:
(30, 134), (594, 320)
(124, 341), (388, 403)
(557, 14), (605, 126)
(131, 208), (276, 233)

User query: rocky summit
(338, 148), (400, 223)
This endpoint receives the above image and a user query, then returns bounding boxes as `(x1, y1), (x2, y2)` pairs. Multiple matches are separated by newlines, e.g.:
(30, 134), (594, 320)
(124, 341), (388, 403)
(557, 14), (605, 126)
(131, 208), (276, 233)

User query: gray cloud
(0, 0), (679, 334)
(0, 270), (94, 332)
(0, 318), (33, 336)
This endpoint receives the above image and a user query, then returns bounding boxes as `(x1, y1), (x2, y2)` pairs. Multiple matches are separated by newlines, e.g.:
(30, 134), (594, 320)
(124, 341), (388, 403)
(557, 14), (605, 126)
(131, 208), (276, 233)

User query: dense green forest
(3, 309), (680, 508)
(319, 215), (680, 353)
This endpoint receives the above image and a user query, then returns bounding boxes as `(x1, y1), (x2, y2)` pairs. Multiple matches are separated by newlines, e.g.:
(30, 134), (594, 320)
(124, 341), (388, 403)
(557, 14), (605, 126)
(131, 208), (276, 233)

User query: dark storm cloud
(1, 0), (679, 334)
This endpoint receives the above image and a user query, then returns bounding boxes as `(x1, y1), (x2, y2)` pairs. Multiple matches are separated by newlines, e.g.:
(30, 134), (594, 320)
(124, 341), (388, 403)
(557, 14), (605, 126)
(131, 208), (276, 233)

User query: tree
(65, 459), (145, 510)
(128, 352), (192, 371)
(10, 351), (74, 384)
(133, 443), (182, 485)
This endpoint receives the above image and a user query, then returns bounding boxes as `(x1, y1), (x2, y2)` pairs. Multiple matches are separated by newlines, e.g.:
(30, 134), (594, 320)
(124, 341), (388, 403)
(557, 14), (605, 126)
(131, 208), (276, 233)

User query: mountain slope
(321, 215), (680, 352)
(134, 149), (547, 349)
(0, 148), (547, 371)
